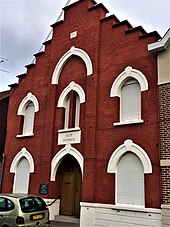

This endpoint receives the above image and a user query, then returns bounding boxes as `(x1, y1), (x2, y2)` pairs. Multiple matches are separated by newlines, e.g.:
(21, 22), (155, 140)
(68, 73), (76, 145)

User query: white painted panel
(23, 102), (35, 134)
(121, 80), (141, 121)
(117, 152), (144, 206)
(13, 158), (30, 193)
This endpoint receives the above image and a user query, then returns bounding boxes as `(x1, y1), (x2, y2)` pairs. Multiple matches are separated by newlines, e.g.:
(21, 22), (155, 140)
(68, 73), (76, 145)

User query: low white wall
(162, 204), (170, 227)
(80, 202), (162, 227)
(44, 198), (60, 220)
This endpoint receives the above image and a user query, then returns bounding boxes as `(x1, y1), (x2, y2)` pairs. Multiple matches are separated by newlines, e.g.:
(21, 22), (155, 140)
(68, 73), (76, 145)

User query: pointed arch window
(58, 82), (85, 130)
(110, 66), (148, 126)
(64, 90), (80, 129)
(13, 157), (30, 193)
(117, 152), (144, 206)
(17, 92), (39, 137)
(10, 147), (34, 194)
(121, 78), (141, 122)
(107, 139), (152, 207)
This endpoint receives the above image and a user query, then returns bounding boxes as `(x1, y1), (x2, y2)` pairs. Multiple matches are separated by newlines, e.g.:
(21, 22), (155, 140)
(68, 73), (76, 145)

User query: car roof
(0, 193), (36, 199)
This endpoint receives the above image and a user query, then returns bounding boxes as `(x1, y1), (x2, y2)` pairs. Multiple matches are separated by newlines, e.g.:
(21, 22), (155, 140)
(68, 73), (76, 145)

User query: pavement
(50, 220), (79, 227)
(49, 215), (80, 227)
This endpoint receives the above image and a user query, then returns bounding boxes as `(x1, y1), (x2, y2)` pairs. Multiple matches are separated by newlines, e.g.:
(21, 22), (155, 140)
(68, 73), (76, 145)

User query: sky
(0, 0), (170, 92)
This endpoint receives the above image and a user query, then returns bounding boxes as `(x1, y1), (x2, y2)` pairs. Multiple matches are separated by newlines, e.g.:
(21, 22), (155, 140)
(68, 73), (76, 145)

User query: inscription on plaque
(58, 128), (81, 145)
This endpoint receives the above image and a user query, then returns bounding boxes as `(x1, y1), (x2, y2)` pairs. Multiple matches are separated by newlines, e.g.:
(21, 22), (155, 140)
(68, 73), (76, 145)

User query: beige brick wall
(159, 83), (170, 204)
(162, 204), (170, 227)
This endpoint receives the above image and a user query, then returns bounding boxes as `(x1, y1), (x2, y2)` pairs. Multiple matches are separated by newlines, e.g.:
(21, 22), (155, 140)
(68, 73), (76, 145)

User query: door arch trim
(50, 144), (84, 181)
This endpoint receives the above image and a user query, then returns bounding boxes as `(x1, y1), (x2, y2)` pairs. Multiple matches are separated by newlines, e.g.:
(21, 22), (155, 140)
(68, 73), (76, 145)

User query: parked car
(0, 193), (49, 227)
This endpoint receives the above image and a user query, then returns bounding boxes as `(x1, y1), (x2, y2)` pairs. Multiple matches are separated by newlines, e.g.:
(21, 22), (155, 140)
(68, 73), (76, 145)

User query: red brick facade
(2, 0), (162, 214)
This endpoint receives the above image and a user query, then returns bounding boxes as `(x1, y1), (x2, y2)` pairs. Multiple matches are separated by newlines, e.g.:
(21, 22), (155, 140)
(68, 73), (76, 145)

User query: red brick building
(2, 0), (163, 226)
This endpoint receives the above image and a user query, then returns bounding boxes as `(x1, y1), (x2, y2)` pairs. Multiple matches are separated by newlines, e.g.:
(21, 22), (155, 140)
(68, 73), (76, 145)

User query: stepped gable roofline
(139, 31), (161, 40)
(100, 14), (120, 23)
(88, 3), (109, 13)
(25, 63), (35, 69)
(62, 0), (97, 11)
(63, 0), (84, 11)
(34, 51), (44, 57)
(112, 20), (132, 29)
(42, 39), (52, 45)
(125, 26), (146, 35)
(8, 83), (18, 89)
(148, 28), (170, 53)
(51, 20), (64, 28)
(16, 73), (27, 79)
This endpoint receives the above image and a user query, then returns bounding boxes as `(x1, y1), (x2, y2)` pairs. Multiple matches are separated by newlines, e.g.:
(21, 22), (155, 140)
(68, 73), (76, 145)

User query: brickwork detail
(161, 166), (170, 204)
(159, 83), (170, 205)
(159, 83), (170, 160)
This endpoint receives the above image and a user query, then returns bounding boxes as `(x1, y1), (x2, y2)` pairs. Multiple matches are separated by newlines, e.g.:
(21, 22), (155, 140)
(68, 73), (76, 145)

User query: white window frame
(17, 92), (39, 137)
(117, 152), (145, 206)
(110, 66), (148, 126)
(10, 147), (34, 194)
(120, 78), (141, 122)
(58, 81), (85, 130)
(107, 139), (152, 208)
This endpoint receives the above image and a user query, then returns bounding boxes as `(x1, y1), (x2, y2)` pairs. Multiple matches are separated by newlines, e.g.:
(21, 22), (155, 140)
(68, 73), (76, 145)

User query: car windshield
(19, 197), (47, 213)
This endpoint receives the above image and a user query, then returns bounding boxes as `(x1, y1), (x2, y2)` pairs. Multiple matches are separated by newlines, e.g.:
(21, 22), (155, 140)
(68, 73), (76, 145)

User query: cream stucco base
(162, 204), (170, 227)
(44, 199), (60, 220)
(80, 202), (162, 227)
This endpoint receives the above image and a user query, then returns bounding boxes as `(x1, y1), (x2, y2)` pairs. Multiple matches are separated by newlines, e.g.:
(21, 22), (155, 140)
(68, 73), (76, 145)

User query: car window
(19, 197), (47, 213)
(0, 197), (14, 211)
(7, 199), (15, 211)
(0, 197), (6, 211)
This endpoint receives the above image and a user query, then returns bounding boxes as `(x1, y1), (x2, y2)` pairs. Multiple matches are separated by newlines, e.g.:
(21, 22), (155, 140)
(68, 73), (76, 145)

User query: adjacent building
(148, 29), (170, 227)
(1, 0), (169, 226)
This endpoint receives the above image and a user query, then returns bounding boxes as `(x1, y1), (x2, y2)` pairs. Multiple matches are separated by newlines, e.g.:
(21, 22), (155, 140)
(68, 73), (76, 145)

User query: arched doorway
(57, 154), (82, 217)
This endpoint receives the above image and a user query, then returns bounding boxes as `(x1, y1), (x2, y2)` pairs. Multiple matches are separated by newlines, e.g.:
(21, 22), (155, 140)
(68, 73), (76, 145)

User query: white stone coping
(161, 204), (170, 209)
(80, 202), (162, 214)
(16, 133), (34, 138)
(160, 159), (170, 167)
(114, 119), (144, 126)
(58, 127), (80, 133)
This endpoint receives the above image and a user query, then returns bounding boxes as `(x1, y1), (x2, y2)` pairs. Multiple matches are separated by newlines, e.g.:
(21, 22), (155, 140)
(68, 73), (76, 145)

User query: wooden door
(60, 172), (75, 215)
(60, 156), (82, 217)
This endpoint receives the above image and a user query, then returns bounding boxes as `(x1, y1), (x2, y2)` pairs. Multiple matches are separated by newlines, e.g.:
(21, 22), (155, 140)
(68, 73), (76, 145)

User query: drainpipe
(0, 154), (5, 192)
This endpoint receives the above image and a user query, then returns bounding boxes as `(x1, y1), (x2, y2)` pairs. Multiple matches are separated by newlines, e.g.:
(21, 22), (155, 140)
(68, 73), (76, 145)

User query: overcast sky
(0, 0), (170, 92)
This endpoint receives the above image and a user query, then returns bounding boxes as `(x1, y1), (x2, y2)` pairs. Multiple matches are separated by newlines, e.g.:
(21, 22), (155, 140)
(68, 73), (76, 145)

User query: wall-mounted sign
(39, 184), (48, 195)
(58, 128), (81, 145)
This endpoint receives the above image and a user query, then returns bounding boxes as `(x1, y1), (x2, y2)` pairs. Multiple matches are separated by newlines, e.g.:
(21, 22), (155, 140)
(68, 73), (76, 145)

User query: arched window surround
(17, 92), (39, 137)
(10, 147), (34, 193)
(110, 66), (148, 98)
(10, 147), (34, 173)
(58, 81), (85, 107)
(110, 66), (148, 125)
(107, 139), (152, 174)
(50, 144), (84, 181)
(51, 46), (93, 85)
(58, 81), (85, 131)
(107, 139), (152, 207)
(17, 92), (39, 115)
